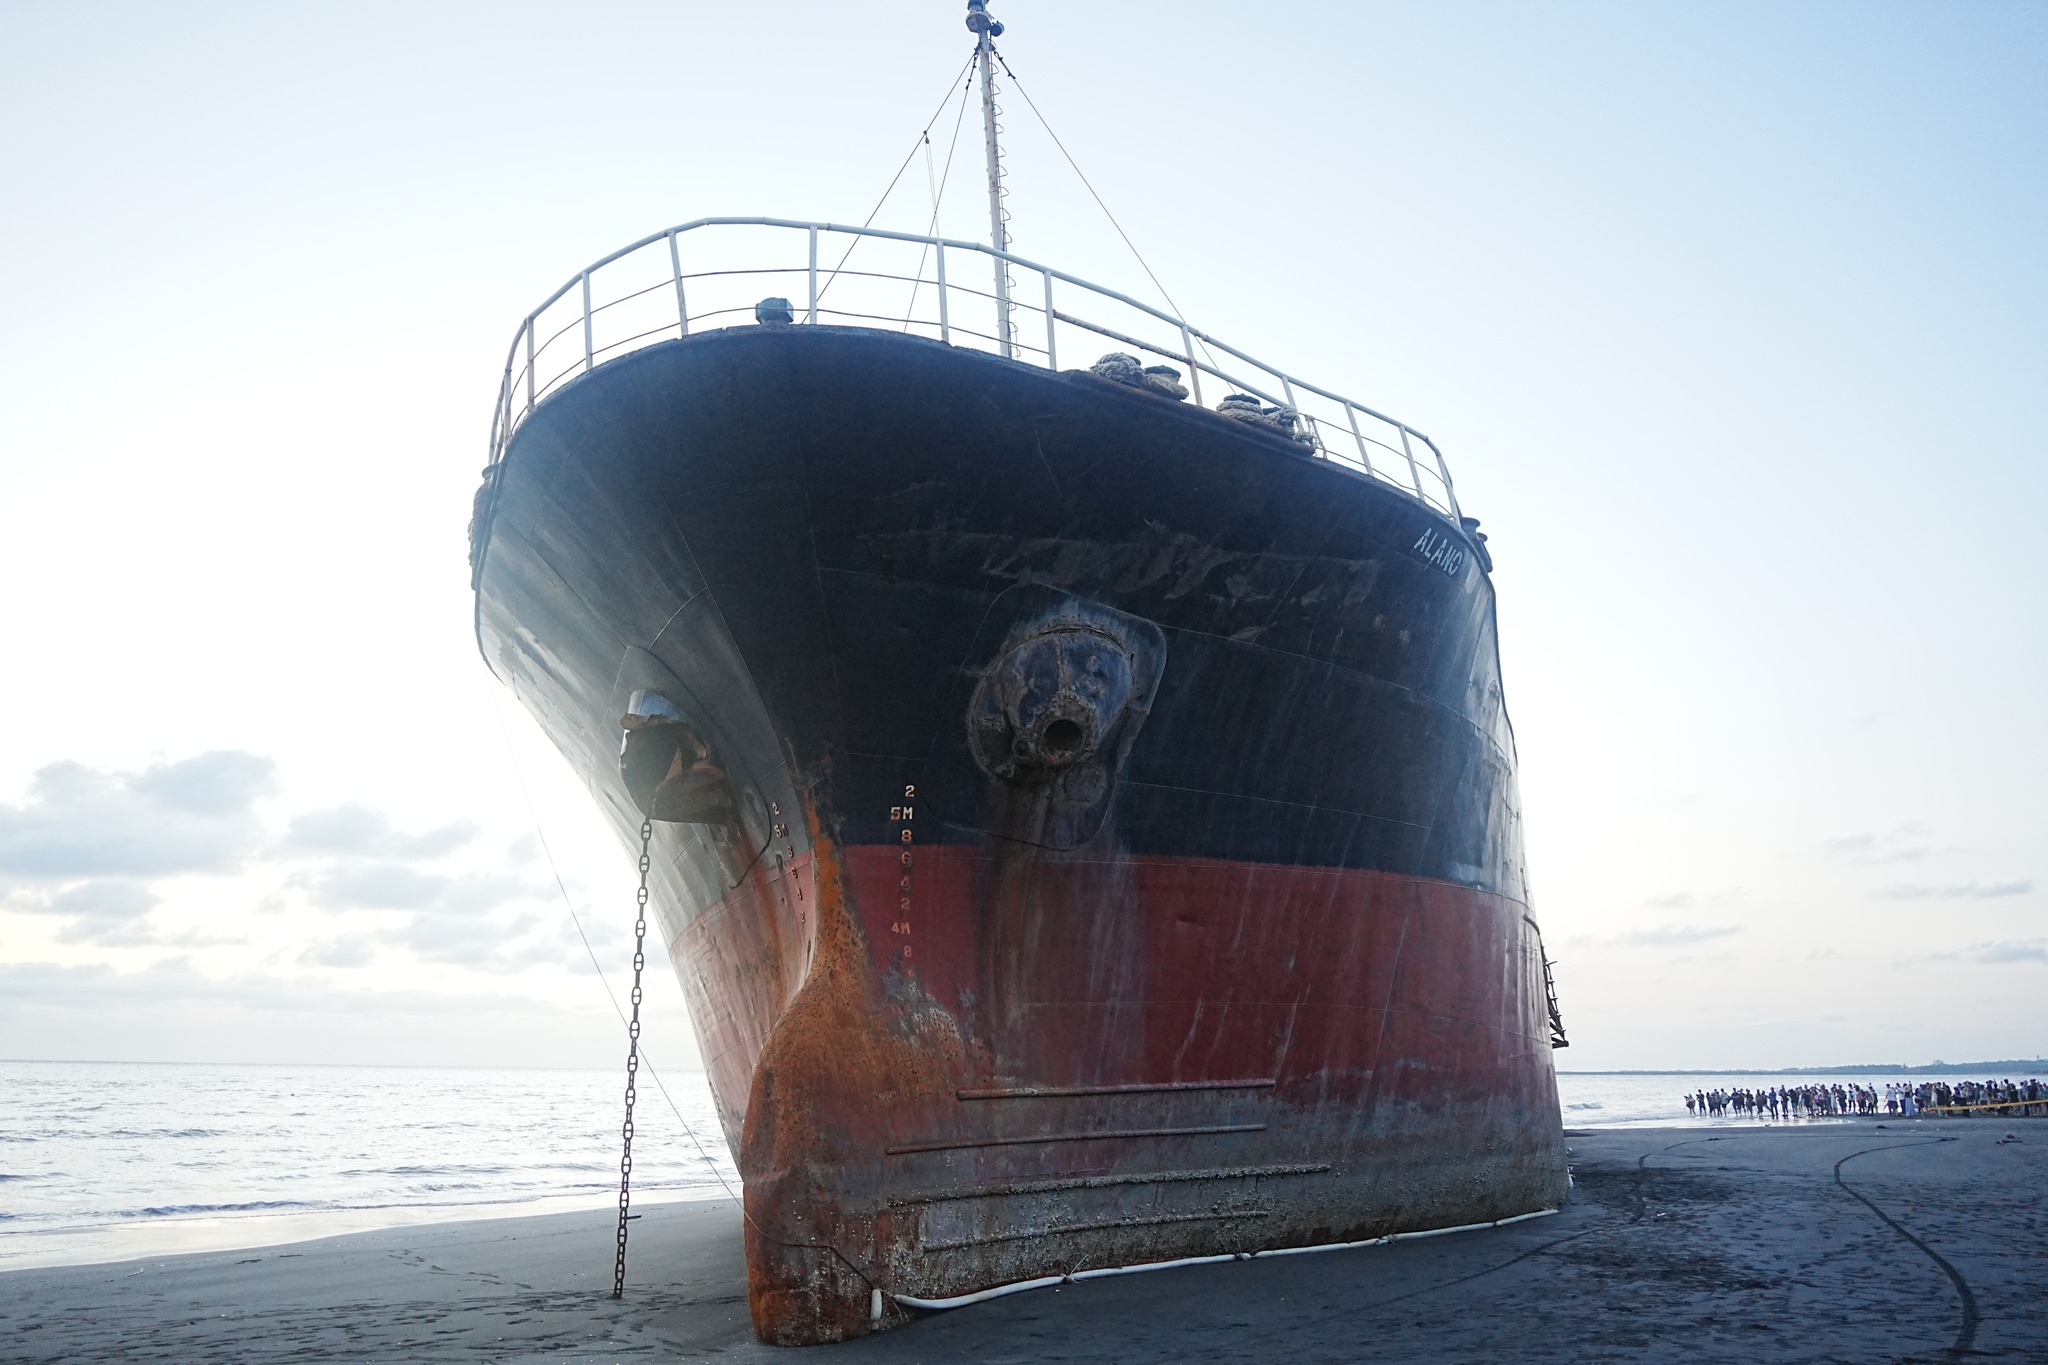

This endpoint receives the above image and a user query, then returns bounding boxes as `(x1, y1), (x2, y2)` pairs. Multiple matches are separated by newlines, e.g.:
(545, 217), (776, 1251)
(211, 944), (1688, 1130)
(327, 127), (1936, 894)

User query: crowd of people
(1683, 1076), (2048, 1121)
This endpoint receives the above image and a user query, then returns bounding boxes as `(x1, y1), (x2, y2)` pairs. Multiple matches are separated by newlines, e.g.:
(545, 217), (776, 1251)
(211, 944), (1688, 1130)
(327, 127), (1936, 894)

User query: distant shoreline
(1560, 1060), (2048, 1076)
(3, 1057), (2038, 1077)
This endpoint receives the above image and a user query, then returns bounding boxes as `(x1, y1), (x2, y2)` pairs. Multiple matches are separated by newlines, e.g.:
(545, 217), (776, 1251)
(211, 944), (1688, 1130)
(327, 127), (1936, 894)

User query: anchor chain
(612, 817), (653, 1300)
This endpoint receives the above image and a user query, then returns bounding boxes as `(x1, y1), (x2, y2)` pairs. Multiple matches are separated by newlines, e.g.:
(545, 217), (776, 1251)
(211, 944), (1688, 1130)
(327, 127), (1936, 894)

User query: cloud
(0, 752), (547, 973)
(130, 751), (279, 816)
(279, 804), (476, 860)
(304, 861), (448, 911)
(1874, 880), (2033, 901)
(1822, 825), (1931, 865)
(42, 880), (159, 921)
(402, 911), (548, 967)
(1639, 888), (1746, 912)
(5, 879), (245, 948)
(298, 937), (377, 969)
(0, 959), (698, 1069)
(1613, 924), (1742, 948)
(0, 752), (276, 880)
(296, 862), (534, 915)
(49, 881), (163, 945)
(1965, 940), (2048, 965)
(0, 957), (575, 1022)
(284, 856), (553, 973)
(4, 878), (164, 945)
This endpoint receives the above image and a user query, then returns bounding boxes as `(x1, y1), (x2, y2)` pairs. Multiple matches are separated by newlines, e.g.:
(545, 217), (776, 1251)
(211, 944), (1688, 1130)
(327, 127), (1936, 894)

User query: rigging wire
(903, 60), (978, 327)
(815, 51), (977, 305)
(992, 46), (1221, 371)
(482, 681), (744, 1210)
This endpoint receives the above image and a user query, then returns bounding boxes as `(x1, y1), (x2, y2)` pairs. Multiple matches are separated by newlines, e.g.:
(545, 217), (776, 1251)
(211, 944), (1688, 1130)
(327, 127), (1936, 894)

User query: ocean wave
(0, 1061), (741, 1247)
(129, 1200), (325, 1219)
(0, 1128), (228, 1142)
(108, 1128), (227, 1140)
(338, 1165), (515, 1178)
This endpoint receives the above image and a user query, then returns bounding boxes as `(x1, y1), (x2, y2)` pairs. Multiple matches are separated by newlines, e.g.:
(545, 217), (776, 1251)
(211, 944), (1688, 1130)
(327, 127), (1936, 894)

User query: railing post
(581, 271), (594, 373)
(494, 378), (509, 465)
(669, 230), (689, 337)
(1343, 401), (1373, 476)
(1397, 426), (1427, 500)
(1280, 376), (1298, 409)
(807, 226), (819, 324)
(1179, 323), (1203, 407)
(935, 243), (951, 344)
(1430, 440), (1463, 522)
(525, 320), (535, 412)
(1042, 269), (1056, 370)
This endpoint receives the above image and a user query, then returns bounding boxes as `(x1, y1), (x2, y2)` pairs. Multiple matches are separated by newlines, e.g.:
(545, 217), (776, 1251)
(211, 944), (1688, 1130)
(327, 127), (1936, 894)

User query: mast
(965, 0), (1012, 357)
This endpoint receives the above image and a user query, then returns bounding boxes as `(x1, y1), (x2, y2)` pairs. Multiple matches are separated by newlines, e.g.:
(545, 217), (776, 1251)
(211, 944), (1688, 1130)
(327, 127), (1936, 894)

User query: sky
(0, 1), (2042, 1072)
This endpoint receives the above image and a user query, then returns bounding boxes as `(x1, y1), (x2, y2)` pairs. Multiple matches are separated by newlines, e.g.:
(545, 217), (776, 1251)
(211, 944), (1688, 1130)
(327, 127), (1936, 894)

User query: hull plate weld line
(886, 1123), (1265, 1155)
(889, 1208), (1559, 1311)
(956, 1078), (1277, 1100)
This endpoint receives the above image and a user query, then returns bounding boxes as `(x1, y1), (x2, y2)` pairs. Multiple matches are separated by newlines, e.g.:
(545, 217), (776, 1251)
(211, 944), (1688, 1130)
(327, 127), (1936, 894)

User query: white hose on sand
(890, 1207), (1559, 1312)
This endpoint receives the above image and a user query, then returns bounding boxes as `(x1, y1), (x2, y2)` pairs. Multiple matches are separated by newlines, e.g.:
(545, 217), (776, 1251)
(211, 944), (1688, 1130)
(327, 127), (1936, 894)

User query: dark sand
(4, 1121), (2042, 1362)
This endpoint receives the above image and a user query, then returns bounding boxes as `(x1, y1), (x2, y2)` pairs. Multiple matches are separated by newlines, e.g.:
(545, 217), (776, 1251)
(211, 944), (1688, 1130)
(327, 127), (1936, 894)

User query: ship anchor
(618, 688), (735, 824)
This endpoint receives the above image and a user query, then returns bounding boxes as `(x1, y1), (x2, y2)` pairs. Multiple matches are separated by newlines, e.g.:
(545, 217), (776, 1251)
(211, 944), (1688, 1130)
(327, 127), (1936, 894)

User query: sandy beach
(3, 1121), (2041, 1363)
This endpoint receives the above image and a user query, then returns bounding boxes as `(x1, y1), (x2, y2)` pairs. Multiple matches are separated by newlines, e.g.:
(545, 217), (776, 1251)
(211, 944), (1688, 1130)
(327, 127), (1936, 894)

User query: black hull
(472, 326), (1564, 1343)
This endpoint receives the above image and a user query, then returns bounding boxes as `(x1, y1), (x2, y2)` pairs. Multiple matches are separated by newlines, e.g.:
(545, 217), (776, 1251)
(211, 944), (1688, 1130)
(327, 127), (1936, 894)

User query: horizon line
(1558, 1058), (2048, 1076)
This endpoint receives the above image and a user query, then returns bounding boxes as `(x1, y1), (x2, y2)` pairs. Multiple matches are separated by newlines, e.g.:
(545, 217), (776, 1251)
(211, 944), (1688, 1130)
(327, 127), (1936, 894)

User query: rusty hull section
(729, 842), (1560, 1343)
(471, 325), (1568, 1345)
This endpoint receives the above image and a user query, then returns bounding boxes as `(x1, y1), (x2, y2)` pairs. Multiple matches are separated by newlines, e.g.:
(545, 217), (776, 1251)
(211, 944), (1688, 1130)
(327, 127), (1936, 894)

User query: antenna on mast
(965, 0), (1013, 357)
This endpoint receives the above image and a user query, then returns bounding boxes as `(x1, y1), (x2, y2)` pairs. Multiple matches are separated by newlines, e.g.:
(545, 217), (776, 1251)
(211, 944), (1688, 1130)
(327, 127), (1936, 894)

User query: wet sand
(4, 1121), (2041, 1362)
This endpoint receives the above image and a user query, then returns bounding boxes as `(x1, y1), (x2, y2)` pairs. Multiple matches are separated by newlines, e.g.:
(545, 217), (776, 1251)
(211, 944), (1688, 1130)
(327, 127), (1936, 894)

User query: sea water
(0, 1061), (1927, 1271)
(0, 1060), (739, 1270)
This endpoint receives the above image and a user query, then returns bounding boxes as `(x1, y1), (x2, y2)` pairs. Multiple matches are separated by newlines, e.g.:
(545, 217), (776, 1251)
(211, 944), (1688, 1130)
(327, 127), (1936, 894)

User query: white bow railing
(487, 218), (1461, 521)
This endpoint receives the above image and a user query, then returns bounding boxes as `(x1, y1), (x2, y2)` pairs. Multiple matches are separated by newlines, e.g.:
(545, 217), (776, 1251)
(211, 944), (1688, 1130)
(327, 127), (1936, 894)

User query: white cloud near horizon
(0, 958), (697, 1070)
(0, 751), (278, 882)
(1875, 881), (2034, 901)
(0, 747), (698, 1067)
(1612, 925), (1743, 949)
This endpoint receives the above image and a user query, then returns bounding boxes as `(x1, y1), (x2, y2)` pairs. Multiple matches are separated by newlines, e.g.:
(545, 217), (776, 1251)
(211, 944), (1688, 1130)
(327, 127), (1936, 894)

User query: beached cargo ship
(468, 3), (1568, 1343)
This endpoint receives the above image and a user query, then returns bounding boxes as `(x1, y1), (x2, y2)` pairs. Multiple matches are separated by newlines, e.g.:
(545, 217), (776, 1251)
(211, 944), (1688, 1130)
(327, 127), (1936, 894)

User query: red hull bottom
(676, 836), (1566, 1344)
